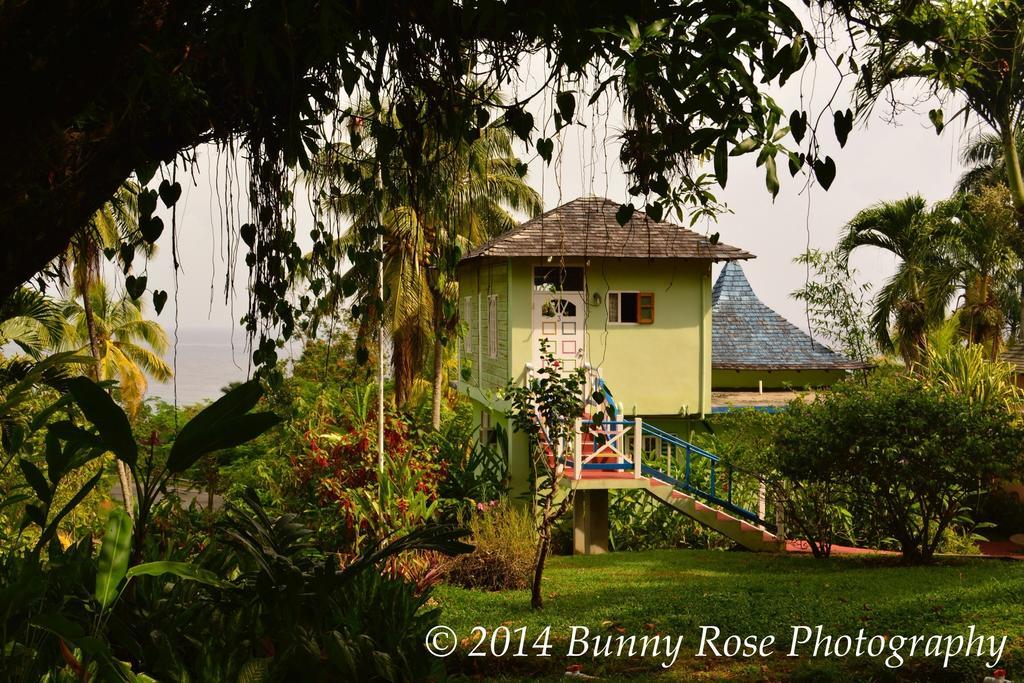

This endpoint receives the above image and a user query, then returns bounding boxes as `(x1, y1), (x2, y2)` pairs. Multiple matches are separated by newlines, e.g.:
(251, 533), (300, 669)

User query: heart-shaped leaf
(813, 156), (837, 190)
(125, 275), (147, 300)
(615, 203), (635, 226)
(119, 243), (135, 270)
(536, 137), (554, 163)
(138, 189), (158, 219)
(556, 91), (576, 123)
(789, 110), (807, 144)
(140, 216), (163, 244)
(153, 290), (168, 315)
(833, 109), (853, 147)
(645, 203), (664, 222)
(135, 161), (159, 187)
(505, 107), (534, 141)
(158, 179), (182, 208)
(788, 152), (804, 176)
(240, 223), (257, 249)
(928, 108), (944, 135)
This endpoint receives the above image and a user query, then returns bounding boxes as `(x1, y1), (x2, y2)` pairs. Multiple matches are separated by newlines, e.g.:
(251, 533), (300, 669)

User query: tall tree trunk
(431, 337), (444, 430)
(1000, 124), (1024, 340)
(391, 328), (416, 408)
(82, 282), (136, 519)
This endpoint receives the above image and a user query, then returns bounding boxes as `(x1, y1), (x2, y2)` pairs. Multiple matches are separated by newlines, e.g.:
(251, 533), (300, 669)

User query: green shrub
(445, 500), (536, 590)
(774, 371), (1024, 562)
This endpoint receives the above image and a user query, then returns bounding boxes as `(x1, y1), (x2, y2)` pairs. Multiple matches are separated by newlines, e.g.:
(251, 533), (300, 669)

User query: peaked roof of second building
(712, 262), (869, 371)
(461, 196), (753, 261)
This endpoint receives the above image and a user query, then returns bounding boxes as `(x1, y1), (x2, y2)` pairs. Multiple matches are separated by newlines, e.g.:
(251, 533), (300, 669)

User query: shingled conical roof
(461, 196), (753, 261)
(712, 262), (868, 371)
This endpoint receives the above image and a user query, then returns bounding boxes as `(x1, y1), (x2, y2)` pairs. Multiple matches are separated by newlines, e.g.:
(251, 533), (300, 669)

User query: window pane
(607, 292), (619, 322)
(533, 266), (584, 291)
(621, 292), (639, 323)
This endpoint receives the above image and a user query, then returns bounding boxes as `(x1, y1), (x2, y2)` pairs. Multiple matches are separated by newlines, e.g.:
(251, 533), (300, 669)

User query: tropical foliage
(313, 96), (542, 421)
(773, 368), (1024, 561)
(61, 282), (172, 415)
(837, 184), (1022, 366)
(0, 288), (67, 359)
(837, 195), (951, 368)
(792, 249), (875, 363)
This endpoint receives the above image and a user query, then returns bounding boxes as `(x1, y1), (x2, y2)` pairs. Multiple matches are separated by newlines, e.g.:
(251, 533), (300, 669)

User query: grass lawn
(433, 550), (1024, 681)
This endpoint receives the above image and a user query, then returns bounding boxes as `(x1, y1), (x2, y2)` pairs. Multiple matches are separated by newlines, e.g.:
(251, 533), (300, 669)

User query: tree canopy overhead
(3, 0), (860, 365)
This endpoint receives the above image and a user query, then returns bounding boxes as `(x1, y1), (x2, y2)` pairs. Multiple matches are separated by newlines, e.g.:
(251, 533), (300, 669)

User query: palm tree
(939, 187), (1021, 358)
(957, 133), (1024, 339)
(0, 288), (68, 359)
(58, 181), (144, 369)
(57, 180), (150, 513)
(838, 195), (955, 369)
(315, 98), (541, 426)
(957, 131), (1024, 195)
(61, 281), (172, 414)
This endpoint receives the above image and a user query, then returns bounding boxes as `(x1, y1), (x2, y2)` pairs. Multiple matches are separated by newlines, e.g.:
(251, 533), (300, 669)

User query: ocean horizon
(148, 326), (303, 406)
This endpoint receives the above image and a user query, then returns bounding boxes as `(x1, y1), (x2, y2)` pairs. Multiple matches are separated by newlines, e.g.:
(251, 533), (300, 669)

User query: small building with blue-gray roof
(711, 261), (868, 392)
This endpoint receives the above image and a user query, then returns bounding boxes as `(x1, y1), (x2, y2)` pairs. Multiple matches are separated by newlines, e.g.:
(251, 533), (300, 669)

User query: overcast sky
(135, 27), (977, 348)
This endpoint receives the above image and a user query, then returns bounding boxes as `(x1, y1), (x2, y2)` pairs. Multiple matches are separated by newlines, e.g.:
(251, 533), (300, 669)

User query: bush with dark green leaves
(774, 372), (1024, 561)
(0, 376), (471, 681)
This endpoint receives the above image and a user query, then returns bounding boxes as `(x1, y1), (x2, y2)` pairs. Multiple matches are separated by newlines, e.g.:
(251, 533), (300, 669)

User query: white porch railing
(522, 362), (644, 481)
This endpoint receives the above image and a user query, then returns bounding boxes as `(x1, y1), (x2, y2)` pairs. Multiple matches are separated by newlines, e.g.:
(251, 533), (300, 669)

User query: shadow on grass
(436, 549), (1024, 682)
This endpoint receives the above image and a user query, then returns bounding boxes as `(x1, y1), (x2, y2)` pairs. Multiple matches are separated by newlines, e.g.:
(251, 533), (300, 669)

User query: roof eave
(712, 362), (871, 371)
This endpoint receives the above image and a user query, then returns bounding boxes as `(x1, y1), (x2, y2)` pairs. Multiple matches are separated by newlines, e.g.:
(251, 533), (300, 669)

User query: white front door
(532, 290), (586, 373)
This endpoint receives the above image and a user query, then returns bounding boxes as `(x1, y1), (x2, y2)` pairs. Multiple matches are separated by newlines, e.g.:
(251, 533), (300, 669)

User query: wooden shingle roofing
(1001, 340), (1024, 372)
(460, 196), (754, 261)
(712, 262), (869, 371)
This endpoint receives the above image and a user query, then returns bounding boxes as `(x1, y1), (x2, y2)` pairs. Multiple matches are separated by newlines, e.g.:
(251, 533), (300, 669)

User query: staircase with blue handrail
(528, 364), (783, 552)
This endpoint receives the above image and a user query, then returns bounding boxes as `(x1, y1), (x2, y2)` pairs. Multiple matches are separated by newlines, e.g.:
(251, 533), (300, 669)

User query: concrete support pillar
(573, 489), (609, 555)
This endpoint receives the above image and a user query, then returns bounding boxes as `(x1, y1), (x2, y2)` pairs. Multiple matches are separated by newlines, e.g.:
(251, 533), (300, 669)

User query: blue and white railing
(578, 365), (768, 527)
(526, 362), (770, 528)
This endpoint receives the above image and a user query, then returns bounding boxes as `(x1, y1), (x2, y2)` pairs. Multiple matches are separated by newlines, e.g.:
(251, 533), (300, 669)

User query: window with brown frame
(607, 291), (655, 324)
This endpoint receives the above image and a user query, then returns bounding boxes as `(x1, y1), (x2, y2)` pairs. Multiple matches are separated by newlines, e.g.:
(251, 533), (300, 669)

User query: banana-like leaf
(125, 561), (228, 588)
(66, 376), (138, 468)
(166, 380), (279, 473)
(95, 508), (133, 608)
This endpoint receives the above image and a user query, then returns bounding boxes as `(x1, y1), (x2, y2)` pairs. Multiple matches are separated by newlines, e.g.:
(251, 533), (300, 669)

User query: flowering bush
(290, 412), (447, 552)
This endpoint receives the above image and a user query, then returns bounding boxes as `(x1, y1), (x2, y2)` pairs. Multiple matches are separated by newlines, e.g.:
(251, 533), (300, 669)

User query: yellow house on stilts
(456, 197), (787, 554)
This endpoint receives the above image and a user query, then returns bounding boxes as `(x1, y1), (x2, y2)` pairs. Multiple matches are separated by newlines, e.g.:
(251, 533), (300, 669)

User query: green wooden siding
(458, 259), (509, 393)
